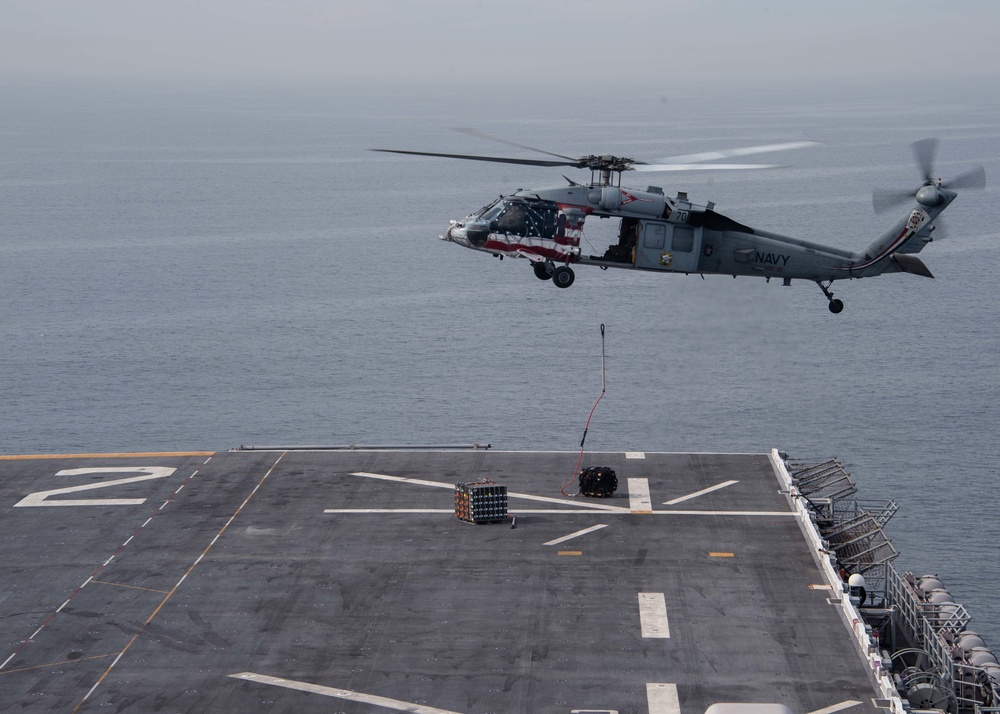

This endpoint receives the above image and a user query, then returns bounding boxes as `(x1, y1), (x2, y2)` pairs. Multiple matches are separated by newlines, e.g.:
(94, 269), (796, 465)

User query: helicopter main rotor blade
(633, 163), (782, 172)
(370, 148), (577, 168)
(945, 165), (986, 191)
(912, 138), (938, 182)
(646, 140), (822, 166)
(452, 128), (580, 162)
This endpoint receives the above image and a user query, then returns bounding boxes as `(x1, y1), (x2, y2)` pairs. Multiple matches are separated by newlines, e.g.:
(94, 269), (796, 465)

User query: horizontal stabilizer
(892, 253), (934, 278)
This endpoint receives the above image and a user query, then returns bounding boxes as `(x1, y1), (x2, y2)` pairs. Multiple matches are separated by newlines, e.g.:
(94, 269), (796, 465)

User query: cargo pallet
(455, 480), (508, 523)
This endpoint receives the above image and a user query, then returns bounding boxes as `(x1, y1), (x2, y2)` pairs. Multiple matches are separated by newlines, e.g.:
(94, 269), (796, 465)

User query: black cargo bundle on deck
(579, 466), (618, 497)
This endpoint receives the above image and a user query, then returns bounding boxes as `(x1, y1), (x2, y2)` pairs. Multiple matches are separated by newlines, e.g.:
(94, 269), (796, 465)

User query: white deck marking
(629, 478), (652, 513)
(647, 682), (681, 714)
(14, 467), (175, 507)
(229, 672), (465, 714)
(638, 593), (670, 638)
(324, 508), (793, 517)
(350, 472), (629, 512)
(664, 480), (739, 505)
(625, 452), (645, 459)
(543, 524), (609, 545)
(661, 510), (792, 516)
(351, 471), (454, 490)
(325, 509), (455, 514)
(808, 701), (862, 714)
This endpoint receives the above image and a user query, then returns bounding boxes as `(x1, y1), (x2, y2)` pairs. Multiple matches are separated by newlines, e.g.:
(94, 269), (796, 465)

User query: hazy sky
(2, 0), (999, 84)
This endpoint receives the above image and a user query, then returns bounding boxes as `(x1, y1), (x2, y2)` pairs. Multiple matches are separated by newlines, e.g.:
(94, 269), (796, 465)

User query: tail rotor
(872, 138), (986, 215)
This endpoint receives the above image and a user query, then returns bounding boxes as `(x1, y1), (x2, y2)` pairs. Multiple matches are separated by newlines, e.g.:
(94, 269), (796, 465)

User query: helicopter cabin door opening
(635, 220), (702, 273)
(595, 216), (640, 264)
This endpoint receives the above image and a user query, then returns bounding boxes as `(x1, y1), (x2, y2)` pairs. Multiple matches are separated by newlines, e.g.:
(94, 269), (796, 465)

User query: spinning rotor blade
(873, 138), (986, 214)
(872, 188), (916, 215)
(375, 134), (820, 174)
(913, 138), (938, 182)
(945, 165), (986, 191)
(648, 140), (822, 166)
(633, 163), (781, 172)
(452, 128), (580, 162)
(370, 148), (576, 168)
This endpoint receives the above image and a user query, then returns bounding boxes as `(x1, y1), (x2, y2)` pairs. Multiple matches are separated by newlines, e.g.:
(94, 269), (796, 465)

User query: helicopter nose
(442, 223), (461, 243)
(443, 222), (480, 248)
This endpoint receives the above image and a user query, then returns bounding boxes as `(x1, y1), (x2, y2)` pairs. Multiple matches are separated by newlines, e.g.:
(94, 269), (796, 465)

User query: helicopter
(374, 134), (985, 313)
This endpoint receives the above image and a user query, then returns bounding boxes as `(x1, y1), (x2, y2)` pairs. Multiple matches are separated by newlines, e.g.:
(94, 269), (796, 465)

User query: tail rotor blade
(873, 187), (915, 215)
(912, 138), (938, 182)
(945, 165), (986, 191)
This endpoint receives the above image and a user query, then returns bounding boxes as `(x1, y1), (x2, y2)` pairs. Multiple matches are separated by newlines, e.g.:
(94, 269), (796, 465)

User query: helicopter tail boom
(849, 194), (949, 277)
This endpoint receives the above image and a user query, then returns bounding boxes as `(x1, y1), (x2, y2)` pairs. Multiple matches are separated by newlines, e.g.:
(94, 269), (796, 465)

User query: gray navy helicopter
(375, 135), (985, 313)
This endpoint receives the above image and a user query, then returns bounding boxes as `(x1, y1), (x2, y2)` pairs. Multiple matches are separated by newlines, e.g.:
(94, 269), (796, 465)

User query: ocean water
(1, 77), (998, 643)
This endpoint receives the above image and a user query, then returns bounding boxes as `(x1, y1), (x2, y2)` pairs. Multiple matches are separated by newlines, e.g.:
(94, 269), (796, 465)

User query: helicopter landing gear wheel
(533, 261), (554, 281)
(551, 265), (575, 288)
(816, 280), (844, 314)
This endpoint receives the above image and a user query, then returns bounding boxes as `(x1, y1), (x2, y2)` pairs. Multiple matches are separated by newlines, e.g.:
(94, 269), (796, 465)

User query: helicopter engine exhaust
(589, 186), (672, 220)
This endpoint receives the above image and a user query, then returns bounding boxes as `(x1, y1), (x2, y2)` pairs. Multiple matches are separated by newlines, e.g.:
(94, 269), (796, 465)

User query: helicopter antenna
(562, 324), (606, 497)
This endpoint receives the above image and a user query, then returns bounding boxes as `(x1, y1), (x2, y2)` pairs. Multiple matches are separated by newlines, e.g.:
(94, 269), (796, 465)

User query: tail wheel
(829, 299), (844, 314)
(552, 266), (575, 288)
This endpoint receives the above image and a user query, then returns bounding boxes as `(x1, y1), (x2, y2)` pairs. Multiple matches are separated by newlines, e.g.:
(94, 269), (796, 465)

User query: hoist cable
(561, 324), (606, 497)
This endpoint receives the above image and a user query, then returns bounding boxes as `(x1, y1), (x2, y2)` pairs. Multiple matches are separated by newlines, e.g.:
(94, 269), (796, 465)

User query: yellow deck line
(90, 580), (171, 595)
(0, 653), (117, 676)
(0, 452), (216, 461)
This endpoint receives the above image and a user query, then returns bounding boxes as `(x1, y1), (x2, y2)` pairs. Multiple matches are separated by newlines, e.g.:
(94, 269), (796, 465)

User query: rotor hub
(915, 184), (943, 208)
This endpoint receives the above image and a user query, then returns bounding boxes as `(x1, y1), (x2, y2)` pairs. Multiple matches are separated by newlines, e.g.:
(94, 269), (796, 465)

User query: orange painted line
(0, 653), (116, 676)
(90, 580), (171, 595)
(709, 552), (735, 558)
(0, 452), (215, 461)
(557, 550), (583, 556)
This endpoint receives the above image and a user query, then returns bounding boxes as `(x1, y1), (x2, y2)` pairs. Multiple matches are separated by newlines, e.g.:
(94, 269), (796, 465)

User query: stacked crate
(455, 480), (508, 523)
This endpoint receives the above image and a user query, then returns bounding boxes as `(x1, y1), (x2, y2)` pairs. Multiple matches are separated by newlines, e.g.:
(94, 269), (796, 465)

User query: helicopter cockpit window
(492, 201), (558, 239)
(477, 199), (505, 222)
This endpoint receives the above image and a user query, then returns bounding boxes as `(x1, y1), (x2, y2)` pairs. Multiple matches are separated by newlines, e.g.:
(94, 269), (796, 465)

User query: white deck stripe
(629, 478), (652, 512)
(544, 524), (609, 545)
(229, 673), (465, 714)
(350, 472), (629, 512)
(664, 480), (739, 505)
(808, 701), (862, 714)
(351, 471), (453, 490)
(638, 593), (670, 638)
(325, 509), (455, 514)
(323, 508), (793, 516)
(625, 452), (645, 459)
(647, 683), (681, 714)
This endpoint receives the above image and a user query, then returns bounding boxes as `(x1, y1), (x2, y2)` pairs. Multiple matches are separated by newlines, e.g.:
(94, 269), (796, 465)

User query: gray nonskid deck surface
(0, 450), (882, 713)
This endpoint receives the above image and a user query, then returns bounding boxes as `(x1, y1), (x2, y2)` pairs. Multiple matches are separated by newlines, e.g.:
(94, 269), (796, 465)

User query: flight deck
(0, 449), (891, 713)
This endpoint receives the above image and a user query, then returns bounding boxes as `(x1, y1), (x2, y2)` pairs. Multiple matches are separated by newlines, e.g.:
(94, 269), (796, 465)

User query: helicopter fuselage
(442, 181), (951, 285)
